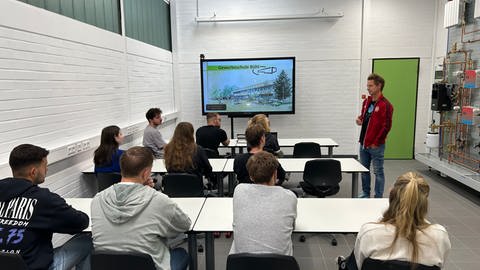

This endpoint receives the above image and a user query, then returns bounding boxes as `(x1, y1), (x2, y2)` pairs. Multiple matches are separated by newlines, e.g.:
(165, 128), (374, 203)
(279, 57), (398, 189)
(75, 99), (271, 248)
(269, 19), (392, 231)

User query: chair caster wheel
(331, 239), (337, 246)
(198, 245), (204, 253)
(299, 235), (306, 242)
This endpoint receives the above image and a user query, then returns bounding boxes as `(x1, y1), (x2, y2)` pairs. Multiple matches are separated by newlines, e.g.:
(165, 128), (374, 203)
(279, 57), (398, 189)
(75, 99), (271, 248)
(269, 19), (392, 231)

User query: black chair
(162, 173), (205, 197)
(362, 258), (441, 270)
(299, 159), (342, 245)
(226, 253), (300, 270)
(293, 142), (322, 158)
(91, 251), (156, 270)
(0, 253), (28, 270)
(96, 173), (121, 192)
(300, 159), (341, 198)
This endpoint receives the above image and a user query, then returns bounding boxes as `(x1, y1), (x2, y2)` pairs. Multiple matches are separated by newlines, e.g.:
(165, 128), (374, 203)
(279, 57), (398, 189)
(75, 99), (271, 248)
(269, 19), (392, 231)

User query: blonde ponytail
(381, 172), (430, 264)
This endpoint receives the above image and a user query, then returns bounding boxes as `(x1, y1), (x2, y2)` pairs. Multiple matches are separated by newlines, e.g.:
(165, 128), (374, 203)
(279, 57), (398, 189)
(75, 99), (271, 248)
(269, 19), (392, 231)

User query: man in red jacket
(356, 74), (393, 198)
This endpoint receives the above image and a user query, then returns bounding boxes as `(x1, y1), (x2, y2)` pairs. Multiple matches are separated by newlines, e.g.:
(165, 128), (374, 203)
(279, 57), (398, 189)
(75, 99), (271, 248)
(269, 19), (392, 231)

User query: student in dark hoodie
(91, 146), (191, 270)
(0, 144), (91, 270)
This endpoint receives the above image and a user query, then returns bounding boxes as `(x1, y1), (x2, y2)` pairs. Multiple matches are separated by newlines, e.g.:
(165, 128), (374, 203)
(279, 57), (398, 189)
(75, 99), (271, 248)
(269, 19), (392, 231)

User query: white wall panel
(0, 0), (176, 200)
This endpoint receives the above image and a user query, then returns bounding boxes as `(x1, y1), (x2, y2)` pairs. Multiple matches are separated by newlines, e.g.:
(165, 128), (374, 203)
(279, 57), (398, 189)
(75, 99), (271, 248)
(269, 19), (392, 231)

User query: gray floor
(187, 160), (480, 270)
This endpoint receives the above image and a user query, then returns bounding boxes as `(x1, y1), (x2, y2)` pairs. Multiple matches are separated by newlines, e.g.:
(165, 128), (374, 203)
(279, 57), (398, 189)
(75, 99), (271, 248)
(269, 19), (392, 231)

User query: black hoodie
(0, 178), (89, 270)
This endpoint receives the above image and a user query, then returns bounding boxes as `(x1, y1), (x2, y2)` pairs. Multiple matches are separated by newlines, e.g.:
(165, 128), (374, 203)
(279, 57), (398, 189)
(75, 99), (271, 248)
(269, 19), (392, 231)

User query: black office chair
(226, 253), (300, 270)
(299, 159), (342, 245)
(300, 159), (341, 198)
(362, 258), (441, 270)
(162, 173), (205, 197)
(91, 251), (156, 270)
(293, 142), (322, 158)
(0, 253), (28, 270)
(96, 173), (121, 192)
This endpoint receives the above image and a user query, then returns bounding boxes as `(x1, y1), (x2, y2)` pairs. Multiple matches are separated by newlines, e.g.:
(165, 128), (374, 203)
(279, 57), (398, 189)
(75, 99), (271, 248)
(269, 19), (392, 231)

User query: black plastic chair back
(163, 173), (205, 197)
(293, 142), (322, 158)
(0, 253), (28, 270)
(96, 173), (121, 192)
(300, 159), (341, 197)
(362, 258), (441, 270)
(204, 148), (219, 158)
(91, 251), (156, 270)
(226, 253), (300, 270)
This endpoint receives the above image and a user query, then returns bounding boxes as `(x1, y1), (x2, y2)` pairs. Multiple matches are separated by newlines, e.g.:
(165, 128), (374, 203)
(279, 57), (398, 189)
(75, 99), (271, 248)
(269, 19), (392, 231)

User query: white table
(194, 197), (388, 270)
(82, 158), (228, 174)
(65, 197), (207, 270)
(82, 159), (228, 197)
(230, 138), (339, 157)
(224, 158), (369, 198)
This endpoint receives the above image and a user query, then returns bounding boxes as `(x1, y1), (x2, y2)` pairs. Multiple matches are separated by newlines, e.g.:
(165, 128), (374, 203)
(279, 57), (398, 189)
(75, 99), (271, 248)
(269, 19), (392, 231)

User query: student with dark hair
(233, 124), (286, 185)
(196, 112), (230, 156)
(339, 172), (451, 269)
(0, 144), (91, 270)
(164, 122), (213, 181)
(230, 151), (297, 255)
(143, 108), (167, 158)
(92, 146), (191, 270)
(94, 125), (124, 173)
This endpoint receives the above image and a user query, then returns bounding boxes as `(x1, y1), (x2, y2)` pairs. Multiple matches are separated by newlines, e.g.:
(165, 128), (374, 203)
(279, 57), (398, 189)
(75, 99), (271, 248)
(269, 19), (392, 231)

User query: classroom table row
(84, 158), (368, 198)
(66, 197), (388, 270)
(225, 138), (339, 157)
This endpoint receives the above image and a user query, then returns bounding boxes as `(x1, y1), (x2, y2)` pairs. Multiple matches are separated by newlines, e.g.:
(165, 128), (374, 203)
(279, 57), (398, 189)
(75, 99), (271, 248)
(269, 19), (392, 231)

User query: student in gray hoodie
(91, 146), (192, 270)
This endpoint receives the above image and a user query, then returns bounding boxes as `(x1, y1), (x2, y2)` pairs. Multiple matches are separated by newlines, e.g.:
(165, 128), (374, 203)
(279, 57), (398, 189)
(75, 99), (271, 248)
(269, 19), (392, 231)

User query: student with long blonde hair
(164, 122), (213, 180)
(248, 114), (281, 155)
(349, 172), (450, 269)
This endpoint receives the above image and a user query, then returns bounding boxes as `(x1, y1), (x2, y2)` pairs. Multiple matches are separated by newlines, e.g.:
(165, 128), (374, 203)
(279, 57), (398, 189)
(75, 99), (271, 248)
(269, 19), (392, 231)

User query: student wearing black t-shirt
(234, 124), (286, 185)
(196, 113), (230, 156)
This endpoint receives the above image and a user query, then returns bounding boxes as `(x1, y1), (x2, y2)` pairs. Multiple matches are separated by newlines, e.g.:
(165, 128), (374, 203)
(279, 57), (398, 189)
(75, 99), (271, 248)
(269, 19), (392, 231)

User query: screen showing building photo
(201, 57), (295, 115)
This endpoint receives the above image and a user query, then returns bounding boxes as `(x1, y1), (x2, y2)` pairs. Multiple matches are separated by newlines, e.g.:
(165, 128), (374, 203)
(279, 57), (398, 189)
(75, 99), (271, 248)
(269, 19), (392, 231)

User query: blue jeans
(359, 144), (385, 198)
(170, 247), (189, 270)
(49, 233), (92, 270)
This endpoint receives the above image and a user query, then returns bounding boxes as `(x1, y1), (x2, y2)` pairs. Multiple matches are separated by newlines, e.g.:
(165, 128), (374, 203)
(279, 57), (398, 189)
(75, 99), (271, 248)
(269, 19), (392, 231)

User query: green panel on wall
(45, 0), (60, 13)
(28, 0), (45, 8)
(372, 58), (419, 159)
(60, 0), (73, 18)
(73, 1), (86, 23)
(94, 0), (106, 29)
(124, 0), (172, 51)
(19, 0), (121, 34)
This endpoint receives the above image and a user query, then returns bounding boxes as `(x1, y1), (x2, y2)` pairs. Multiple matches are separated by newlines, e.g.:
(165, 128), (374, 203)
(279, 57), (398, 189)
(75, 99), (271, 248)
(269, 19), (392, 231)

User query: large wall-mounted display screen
(200, 57), (295, 116)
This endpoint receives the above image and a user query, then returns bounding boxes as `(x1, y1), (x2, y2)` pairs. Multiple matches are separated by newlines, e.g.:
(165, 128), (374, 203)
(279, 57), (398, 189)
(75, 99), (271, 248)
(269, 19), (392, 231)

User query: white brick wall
(0, 0), (176, 198)
(174, 0), (441, 155)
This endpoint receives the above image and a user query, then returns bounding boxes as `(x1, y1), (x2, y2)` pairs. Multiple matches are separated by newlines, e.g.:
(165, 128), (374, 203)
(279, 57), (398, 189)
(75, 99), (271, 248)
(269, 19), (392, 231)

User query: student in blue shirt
(94, 125), (124, 173)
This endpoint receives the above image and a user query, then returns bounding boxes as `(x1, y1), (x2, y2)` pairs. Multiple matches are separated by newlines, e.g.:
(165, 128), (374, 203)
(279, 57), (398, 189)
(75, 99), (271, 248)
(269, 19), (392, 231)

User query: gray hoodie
(91, 183), (191, 270)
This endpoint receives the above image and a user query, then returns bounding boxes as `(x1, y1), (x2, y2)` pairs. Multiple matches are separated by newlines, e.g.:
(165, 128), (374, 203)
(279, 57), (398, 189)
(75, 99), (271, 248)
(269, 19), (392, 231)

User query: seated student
(91, 146), (191, 270)
(234, 124), (286, 185)
(0, 144), (91, 270)
(164, 122), (214, 181)
(248, 114), (281, 155)
(196, 112), (230, 156)
(94, 125), (124, 173)
(230, 151), (297, 255)
(143, 108), (168, 158)
(340, 172), (451, 270)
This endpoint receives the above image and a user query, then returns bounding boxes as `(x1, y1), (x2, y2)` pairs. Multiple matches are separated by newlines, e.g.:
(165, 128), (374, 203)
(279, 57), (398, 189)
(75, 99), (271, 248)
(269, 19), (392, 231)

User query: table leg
(188, 233), (198, 270)
(351, 173), (358, 198)
(328, 147), (333, 157)
(228, 173), (234, 196)
(205, 232), (215, 270)
(217, 173), (223, 197)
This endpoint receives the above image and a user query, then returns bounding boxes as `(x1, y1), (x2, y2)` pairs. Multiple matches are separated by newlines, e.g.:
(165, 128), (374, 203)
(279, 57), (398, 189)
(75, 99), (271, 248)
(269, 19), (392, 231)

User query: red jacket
(359, 94), (393, 147)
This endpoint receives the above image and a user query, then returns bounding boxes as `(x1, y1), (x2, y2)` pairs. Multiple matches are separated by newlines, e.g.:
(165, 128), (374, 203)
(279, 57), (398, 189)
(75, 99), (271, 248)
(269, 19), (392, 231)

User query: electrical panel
(431, 83), (454, 111)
